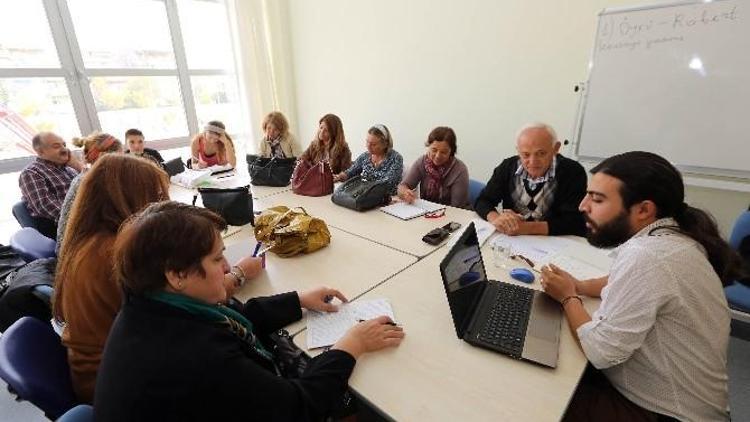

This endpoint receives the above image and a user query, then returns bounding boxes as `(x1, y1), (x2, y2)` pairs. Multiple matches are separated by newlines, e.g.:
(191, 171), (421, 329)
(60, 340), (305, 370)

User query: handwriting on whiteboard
(597, 4), (739, 53)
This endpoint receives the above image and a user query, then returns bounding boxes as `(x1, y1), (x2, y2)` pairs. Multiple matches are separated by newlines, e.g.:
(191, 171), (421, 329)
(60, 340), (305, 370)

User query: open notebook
(306, 299), (395, 349)
(380, 199), (446, 220)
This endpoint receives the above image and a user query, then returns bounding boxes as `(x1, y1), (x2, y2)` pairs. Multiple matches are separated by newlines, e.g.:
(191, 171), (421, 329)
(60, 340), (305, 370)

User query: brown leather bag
(291, 160), (334, 196)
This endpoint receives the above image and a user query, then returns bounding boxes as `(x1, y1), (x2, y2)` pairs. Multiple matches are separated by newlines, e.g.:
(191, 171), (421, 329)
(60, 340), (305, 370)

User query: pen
(357, 319), (399, 326)
(252, 242), (262, 257)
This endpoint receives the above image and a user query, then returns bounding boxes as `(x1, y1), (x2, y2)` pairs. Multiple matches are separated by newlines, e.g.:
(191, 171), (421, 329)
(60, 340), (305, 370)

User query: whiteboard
(575, 0), (750, 179)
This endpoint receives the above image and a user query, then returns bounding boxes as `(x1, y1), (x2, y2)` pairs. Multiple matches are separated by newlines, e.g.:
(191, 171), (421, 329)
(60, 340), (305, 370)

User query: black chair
(11, 202), (57, 240)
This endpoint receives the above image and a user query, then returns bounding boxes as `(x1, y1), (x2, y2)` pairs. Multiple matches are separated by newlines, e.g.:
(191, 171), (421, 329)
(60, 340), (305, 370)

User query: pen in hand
(357, 319), (399, 326)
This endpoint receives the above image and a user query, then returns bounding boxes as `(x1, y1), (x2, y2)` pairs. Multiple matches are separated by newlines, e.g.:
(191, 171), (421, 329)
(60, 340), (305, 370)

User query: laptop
(439, 222), (562, 367)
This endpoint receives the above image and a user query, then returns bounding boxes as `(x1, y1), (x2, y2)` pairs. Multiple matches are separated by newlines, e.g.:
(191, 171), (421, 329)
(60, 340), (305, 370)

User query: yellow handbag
(253, 206), (331, 257)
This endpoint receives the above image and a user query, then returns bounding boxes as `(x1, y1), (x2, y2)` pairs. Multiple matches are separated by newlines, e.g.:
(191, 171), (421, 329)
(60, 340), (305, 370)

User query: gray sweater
(401, 155), (470, 208)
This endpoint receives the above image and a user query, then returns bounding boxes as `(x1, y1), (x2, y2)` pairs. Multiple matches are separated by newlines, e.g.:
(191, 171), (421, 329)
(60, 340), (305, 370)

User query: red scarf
(423, 155), (453, 202)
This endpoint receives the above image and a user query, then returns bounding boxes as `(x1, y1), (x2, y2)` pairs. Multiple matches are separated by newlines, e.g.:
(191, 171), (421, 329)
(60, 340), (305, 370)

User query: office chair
(11, 202), (57, 239)
(0, 317), (78, 419)
(57, 404), (94, 422)
(9, 227), (56, 262)
(11, 202), (35, 229)
(468, 178), (486, 209)
(726, 210), (750, 321)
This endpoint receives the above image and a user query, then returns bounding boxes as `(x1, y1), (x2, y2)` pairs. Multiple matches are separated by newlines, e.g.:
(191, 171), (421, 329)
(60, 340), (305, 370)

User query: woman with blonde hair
(190, 120), (237, 169)
(258, 111), (300, 158)
(56, 132), (123, 251)
(72, 132), (123, 165)
(298, 113), (352, 174)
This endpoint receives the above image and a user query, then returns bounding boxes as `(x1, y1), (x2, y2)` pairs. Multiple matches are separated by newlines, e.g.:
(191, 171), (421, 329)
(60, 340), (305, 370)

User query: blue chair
(726, 210), (750, 317)
(468, 178), (486, 209)
(57, 404), (94, 422)
(0, 317), (78, 419)
(11, 202), (36, 229)
(9, 228), (56, 262)
(11, 202), (58, 240)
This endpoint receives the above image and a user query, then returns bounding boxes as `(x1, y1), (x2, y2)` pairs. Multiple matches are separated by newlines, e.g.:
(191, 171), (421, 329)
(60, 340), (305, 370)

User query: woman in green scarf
(94, 201), (404, 421)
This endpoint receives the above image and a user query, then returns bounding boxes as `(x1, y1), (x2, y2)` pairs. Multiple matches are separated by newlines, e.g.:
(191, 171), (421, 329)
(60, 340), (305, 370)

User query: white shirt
(577, 218), (730, 421)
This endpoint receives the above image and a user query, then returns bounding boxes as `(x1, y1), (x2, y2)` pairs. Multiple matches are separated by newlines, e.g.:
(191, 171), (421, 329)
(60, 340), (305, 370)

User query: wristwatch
(230, 266), (247, 288)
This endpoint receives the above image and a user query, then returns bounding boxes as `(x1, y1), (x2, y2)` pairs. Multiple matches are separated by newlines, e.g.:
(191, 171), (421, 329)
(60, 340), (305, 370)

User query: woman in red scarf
(397, 127), (470, 208)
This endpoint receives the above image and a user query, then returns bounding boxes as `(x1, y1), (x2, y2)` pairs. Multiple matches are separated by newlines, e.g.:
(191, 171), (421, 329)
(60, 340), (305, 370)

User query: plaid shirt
(19, 158), (79, 221)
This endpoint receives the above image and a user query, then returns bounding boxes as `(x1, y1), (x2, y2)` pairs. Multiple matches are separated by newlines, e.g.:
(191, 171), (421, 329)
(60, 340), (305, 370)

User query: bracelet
(230, 265), (247, 288)
(561, 295), (583, 308)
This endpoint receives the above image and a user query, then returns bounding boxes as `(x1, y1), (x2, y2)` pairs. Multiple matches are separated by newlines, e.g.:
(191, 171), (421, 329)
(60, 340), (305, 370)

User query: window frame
(0, 0), (241, 173)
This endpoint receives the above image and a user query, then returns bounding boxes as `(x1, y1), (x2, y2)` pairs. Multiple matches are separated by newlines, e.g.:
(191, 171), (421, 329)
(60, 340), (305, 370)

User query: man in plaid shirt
(18, 132), (84, 239)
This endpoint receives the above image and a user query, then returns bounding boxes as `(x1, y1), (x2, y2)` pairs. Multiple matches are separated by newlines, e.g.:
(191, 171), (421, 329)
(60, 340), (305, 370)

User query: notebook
(306, 298), (395, 349)
(380, 199), (446, 220)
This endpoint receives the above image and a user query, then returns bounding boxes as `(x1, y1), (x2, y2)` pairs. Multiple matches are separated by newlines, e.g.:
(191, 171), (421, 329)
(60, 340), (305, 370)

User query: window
(0, 0), (243, 171)
(0, 1), (60, 68)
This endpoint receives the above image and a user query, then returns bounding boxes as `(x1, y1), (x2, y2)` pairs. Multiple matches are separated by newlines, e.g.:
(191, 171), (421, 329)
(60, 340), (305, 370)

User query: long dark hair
(54, 154), (170, 321)
(591, 151), (742, 286)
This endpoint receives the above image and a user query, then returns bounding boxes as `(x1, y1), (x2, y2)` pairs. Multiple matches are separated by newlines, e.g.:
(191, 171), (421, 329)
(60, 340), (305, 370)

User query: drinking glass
(492, 239), (513, 268)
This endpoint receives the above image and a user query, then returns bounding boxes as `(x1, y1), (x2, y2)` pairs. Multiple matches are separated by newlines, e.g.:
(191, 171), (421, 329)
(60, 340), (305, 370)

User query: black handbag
(331, 177), (390, 211)
(246, 155), (295, 187)
(198, 185), (254, 226)
(163, 157), (186, 177)
(268, 329), (310, 379)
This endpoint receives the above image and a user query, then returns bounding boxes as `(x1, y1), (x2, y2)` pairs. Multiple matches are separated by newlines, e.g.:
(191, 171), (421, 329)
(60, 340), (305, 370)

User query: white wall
(283, 0), (750, 234)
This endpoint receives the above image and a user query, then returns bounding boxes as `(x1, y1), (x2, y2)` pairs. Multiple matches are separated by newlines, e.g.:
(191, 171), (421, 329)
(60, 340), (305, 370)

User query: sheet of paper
(494, 234), (574, 264)
(380, 199), (445, 220)
(446, 218), (496, 250)
(206, 163), (234, 175)
(534, 242), (613, 280)
(306, 298), (395, 349)
(536, 253), (608, 280)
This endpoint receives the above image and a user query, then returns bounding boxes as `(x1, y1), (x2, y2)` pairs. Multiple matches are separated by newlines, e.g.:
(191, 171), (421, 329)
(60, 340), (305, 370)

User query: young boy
(125, 128), (164, 165)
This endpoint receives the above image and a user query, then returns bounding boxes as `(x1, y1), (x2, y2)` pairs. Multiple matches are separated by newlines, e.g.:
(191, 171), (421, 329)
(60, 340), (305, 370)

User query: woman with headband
(333, 124), (404, 196)
(189, 120), (237, 169)
(57, 132), (123, 252)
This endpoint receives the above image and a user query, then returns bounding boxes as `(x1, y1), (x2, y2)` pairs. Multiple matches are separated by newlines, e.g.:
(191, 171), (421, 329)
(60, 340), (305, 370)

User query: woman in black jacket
(94, 201), (404, 421)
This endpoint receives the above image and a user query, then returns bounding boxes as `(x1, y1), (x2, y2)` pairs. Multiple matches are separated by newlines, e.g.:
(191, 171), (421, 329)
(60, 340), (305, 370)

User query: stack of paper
(306, 298), (395, 349)
(170, 169), (212, 188)
(380, 199), (445, 220)
(206, 163), (234, 175)
(447, 218), (495, 249)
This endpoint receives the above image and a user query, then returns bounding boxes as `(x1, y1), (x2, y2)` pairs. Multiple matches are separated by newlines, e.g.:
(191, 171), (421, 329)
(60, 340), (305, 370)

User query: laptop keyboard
(477, 282), (534, 358)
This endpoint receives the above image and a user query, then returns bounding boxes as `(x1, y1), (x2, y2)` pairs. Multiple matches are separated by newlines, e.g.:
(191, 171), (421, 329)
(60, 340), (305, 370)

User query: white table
(294, 240), (605, 421)
(223, 225), (417, 334)
(256, 191), (477, 258)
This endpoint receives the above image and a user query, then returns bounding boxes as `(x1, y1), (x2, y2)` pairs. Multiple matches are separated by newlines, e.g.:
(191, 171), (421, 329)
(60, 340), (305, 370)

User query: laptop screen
(439, 222), (488, 338)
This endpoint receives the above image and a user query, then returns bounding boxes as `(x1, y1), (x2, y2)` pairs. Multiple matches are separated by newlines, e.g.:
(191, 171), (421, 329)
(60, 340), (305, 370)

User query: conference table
(293, 239), (604, 421)
(222, 224), (417, 335)
(169, 181), (609, 421)
(254, 190), (477, 258)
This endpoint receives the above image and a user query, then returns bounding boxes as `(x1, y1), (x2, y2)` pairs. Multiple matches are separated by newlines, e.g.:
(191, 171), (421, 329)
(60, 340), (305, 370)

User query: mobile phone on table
(442, 222), (461, 232)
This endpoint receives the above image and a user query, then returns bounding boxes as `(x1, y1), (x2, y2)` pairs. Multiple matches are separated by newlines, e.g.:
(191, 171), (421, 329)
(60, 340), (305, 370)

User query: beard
(585, 211), (632, 249)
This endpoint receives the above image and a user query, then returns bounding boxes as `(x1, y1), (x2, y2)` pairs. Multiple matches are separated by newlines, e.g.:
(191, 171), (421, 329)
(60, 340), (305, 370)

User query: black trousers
(563, 365), (679, 422)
